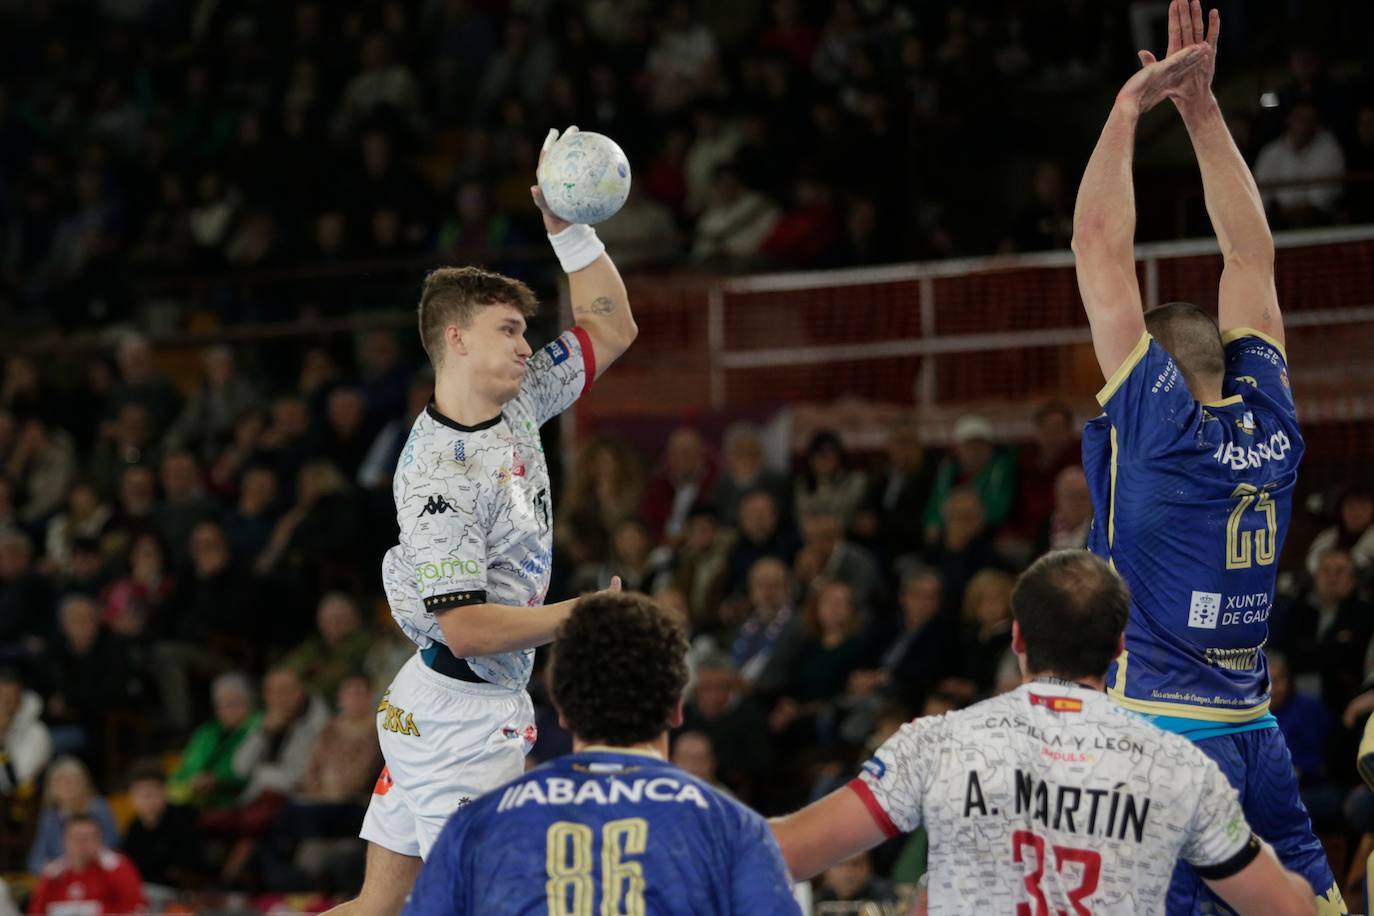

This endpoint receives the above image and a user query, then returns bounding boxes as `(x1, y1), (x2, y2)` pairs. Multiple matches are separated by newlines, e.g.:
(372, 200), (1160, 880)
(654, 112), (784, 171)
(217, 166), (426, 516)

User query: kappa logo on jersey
(543, 338), (571, 366)
(1188, 590), (1222, 629)
(1029, 693), (1083, 713)
(417, 495), (453, 517)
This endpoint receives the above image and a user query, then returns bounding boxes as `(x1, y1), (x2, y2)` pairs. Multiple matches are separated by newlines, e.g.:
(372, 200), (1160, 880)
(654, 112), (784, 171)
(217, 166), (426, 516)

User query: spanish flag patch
(1029, 694), (1083, 714)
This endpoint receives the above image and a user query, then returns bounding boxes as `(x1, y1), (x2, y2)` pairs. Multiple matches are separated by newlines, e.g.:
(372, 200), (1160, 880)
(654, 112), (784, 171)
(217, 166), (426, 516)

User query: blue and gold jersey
(1084, 328), (1302, 725)
(404, 748), (800, 916)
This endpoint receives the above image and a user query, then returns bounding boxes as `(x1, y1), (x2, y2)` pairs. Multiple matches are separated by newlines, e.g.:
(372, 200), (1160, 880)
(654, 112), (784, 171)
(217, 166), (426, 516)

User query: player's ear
(668, 695), (685, 730)
(1010, 620), (1026, 657)
(446, 323), (467, 357)
(1111, 633), (1125, 662)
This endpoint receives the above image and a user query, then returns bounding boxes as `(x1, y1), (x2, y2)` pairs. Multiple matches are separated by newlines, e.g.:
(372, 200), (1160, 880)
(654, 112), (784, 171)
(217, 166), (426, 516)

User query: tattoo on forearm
(575, 296), (616, 317)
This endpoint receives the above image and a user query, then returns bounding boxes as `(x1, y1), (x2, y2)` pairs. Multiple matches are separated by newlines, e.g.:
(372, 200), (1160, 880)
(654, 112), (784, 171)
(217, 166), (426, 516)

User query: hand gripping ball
(537, 129), (632, 226)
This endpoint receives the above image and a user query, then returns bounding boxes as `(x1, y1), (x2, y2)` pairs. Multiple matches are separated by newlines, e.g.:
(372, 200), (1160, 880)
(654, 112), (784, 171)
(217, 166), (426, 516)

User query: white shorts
(359, 651), (536, 860)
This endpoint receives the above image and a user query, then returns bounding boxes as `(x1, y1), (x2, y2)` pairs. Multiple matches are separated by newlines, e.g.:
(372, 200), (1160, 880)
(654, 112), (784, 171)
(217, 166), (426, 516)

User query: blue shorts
(1167, 727), (1346, 914)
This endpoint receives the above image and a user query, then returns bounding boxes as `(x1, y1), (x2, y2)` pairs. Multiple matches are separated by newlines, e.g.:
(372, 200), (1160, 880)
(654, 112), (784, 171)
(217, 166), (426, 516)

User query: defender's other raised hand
(1117, 42), (1209, 116)
(1138, 0), (1219, 111)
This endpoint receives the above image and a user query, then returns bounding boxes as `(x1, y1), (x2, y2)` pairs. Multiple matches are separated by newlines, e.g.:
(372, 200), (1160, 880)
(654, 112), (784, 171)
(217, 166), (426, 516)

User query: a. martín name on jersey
(962, 769), (1152, 843)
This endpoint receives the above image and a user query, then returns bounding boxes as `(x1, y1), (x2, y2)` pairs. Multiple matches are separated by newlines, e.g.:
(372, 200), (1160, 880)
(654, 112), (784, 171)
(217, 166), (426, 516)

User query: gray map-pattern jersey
(853, 683), (1253, 915)
(381, 329), (592, 691)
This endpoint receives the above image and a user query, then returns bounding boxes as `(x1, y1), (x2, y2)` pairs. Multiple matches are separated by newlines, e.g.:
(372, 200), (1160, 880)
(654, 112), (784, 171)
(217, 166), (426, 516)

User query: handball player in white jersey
(772, 551), (1315, 916)
(326, 127), (639, 916)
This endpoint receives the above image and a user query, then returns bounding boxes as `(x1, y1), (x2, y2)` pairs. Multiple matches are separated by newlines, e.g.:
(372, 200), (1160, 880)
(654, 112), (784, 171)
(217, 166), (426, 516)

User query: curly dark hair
(551, 592), (690, 747)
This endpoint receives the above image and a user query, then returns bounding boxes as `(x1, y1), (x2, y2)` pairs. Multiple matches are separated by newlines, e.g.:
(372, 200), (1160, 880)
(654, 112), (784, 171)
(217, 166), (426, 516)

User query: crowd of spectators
(2, 1), (1374, 334)
(2, 1), (1374, 913)
(0, 320), (1369, 910)
(0, 334), (416, 910)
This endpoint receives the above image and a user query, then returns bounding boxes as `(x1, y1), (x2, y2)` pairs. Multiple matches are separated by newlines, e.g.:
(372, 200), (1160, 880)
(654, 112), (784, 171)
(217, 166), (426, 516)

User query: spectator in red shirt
(1009, 401), (1080, 542)
(28, 814), (146, 915)
(641, 427), (718, 546)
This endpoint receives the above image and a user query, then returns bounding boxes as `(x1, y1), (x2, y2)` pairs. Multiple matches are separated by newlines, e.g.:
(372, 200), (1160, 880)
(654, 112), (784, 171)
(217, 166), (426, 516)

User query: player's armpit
(1095, 329), (1150, 406)
(1071, 238), (1149, 384)
(769, 782), (891, 881)
(1201, 838), (1319, 915)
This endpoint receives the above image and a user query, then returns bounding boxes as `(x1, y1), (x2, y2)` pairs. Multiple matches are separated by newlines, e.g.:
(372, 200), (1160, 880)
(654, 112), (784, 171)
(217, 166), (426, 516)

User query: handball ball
(537, 131), (632, 225)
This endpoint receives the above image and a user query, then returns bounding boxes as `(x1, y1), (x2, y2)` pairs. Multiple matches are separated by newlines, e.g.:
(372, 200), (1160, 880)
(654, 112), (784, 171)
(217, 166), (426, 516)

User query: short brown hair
(417, 267), (539, 367)
(551, 592), (689, 747)
(1011, 550), (1130, 680)
(1144, 302), (1225, 395)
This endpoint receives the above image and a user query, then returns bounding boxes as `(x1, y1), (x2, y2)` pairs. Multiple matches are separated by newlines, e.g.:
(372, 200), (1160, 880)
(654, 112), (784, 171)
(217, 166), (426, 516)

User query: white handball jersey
(851, 680), (1259, 915)
(381, 327), (595, 691)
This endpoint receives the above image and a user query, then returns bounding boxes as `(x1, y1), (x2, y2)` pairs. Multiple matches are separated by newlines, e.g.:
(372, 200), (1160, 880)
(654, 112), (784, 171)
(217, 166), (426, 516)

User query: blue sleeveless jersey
(1084, 328), (1302, 724)
(404, 748), (801, 916)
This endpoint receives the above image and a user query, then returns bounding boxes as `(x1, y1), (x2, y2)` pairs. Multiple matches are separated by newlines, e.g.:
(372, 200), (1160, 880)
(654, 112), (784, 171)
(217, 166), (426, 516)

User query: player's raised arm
(1072, 44), (1208, 379)
(1162, 0), (1283, 348)
(532, 127), (638, 379)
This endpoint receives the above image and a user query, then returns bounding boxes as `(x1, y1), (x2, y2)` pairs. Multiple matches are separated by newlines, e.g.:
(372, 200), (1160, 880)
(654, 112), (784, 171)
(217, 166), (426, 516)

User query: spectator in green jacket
(279, 592), (372, 707)
(168, 671), (259, 808)
(923, 415), (1017, 538)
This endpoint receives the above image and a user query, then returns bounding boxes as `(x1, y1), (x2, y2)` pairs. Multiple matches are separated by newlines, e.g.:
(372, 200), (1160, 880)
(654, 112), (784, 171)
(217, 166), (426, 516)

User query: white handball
(537, 129), (632, 225)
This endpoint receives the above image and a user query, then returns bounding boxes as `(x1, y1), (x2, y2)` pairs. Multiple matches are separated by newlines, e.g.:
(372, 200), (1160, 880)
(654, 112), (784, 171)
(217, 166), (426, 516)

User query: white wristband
(548, 223), (605, 274)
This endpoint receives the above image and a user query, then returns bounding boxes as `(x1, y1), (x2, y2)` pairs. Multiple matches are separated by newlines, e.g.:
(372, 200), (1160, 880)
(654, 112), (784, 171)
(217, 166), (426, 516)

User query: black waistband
(421, 645), (487, 683)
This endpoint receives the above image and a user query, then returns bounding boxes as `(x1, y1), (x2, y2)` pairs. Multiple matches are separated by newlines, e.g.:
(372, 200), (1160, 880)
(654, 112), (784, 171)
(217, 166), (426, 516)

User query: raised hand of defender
(1117, 42), (1209, 115)
(531, 126), (577, 235)
(1138, 0), (1218, 108)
